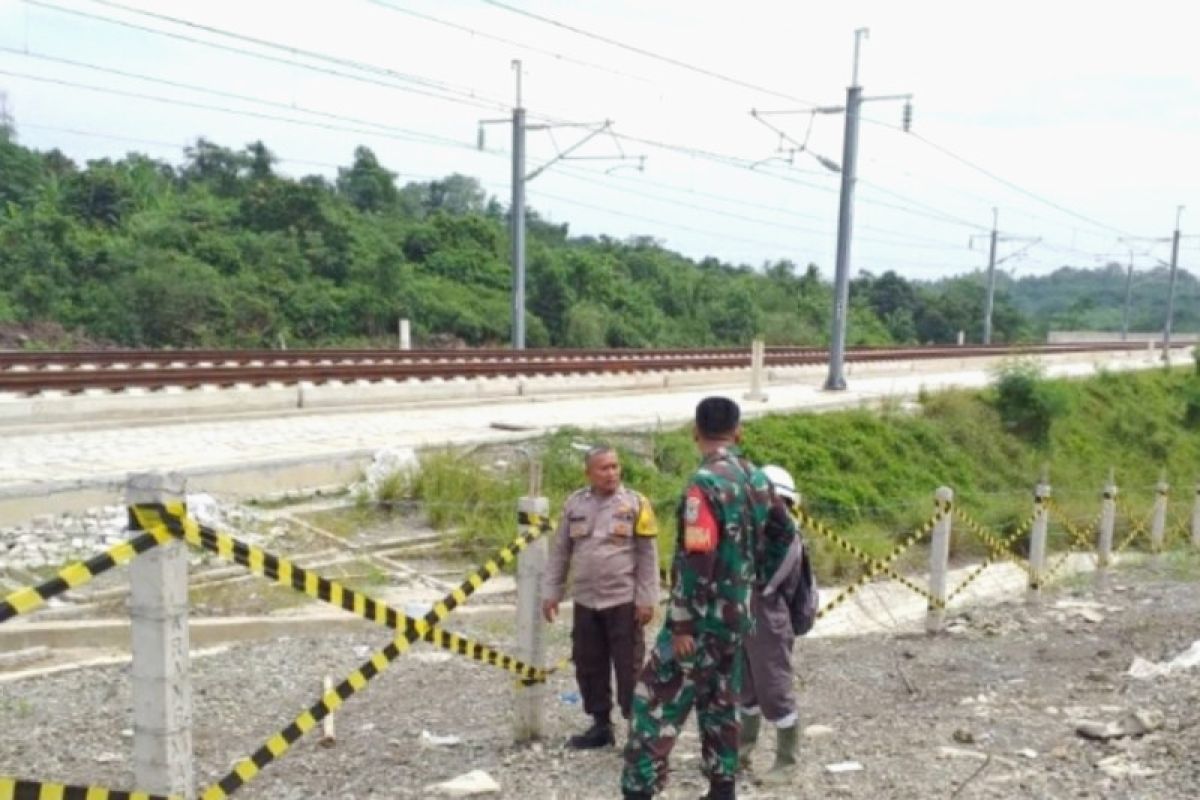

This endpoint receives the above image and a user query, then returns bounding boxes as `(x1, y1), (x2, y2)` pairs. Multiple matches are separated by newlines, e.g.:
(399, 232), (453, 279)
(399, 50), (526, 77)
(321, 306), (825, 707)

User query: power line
(364, 0), (652, 86)
(0, 68), (481, 152)
(480, 0), (817, 107)
(85, 0), (493, 102)
(861, 116), (1137, 240)
(2, 47), (473, 144)
(25, 0), (510, 113)
(15, 121), (347, 172)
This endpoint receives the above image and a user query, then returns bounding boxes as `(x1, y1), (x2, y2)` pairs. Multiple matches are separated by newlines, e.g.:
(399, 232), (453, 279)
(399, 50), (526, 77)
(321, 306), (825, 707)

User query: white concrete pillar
(513, 490), (548, 742)
(1027, 482), (1051, 603)
(744, 339), (768, 402)
(1150, 479), (1169, 553)
(127, 472), (195, 800)
(957, 330), (965, 346)
(1191, 481), (1200, 548)
(399, 318), (411, 351)
(1097, 472), (1117, 569)
(926, 487), (953, 634)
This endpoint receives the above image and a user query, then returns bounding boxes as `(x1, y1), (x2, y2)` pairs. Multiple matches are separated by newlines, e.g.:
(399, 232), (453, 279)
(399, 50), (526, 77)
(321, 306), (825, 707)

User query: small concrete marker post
(319, 675), (336, 747)
(1027, 479), (1051, 604)
(399, 318), (411, 351)
(926, 486), (953, 634)
(1150, 478), (1169, 554)
(513, 460), (548, 742)
(744, 339), (768, 402)
(1097, 471), (1117, 583)
(127, 471), (195, 800)
(1192, 481), (1200, 549)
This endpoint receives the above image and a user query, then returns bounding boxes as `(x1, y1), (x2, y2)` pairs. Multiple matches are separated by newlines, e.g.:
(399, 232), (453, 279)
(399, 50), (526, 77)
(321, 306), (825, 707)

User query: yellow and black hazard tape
(952, 507), (1033, 576)
(129, 505), (551, 684)
(944, 512), (1034, 603)
(0, 776), (178, 800)
(193, 510), (551, 800)
(0, 513), (177, 624)
(797, 509), (940, 607)
(1115, 501), (1151, 553)
(815, 506), (945, 621)
(1044, 506), (1102, 581)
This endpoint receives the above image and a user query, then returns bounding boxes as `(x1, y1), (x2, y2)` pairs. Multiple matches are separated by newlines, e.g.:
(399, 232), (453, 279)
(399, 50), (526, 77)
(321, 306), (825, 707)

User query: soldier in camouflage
(621, 396), (788, 800)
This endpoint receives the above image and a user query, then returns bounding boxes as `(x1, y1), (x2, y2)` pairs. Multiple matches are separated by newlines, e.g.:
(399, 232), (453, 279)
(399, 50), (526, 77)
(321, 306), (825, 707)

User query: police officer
(622, 397), (795, 800)
(739, 464), (802, 785)
(542, 445), (660, 749)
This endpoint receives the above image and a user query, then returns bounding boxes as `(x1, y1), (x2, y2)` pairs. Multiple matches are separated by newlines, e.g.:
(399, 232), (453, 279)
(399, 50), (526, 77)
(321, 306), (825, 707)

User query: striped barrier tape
(945, 518), (1033, 604)
(0, 776), (177, 800)
(1115, 501), (1151, 553)
(1044, 505), (1102, 580)
(952, 508), (1034, 576)
(797, 509), (940, 607)
(128, 505), (550, 684)
(191, 508), (551, 800)
(0, 517), (175, 624)
(815, 505), (945, 621)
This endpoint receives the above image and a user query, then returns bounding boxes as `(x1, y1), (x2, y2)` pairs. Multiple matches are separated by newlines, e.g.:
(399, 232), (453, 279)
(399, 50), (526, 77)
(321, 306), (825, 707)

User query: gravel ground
(4, 559), (1200, 799)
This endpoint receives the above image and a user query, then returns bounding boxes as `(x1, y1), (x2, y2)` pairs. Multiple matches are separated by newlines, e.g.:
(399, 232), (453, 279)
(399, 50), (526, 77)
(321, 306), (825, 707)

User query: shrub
(991, 359), (1069, 445)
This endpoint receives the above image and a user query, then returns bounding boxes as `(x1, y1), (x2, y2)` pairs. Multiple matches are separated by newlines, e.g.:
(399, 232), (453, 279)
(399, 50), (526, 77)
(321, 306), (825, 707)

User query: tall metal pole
(1161, 205), (1183, 362)
(510, 60), (527, 350)
(824, 28), (868, 391)
(1120, 249), (1135, 342)
(982, 207), (999, 345)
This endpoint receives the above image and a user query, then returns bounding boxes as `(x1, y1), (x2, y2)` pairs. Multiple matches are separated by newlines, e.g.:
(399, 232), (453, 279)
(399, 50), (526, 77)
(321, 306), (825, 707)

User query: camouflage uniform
(621, 446), (776, 795)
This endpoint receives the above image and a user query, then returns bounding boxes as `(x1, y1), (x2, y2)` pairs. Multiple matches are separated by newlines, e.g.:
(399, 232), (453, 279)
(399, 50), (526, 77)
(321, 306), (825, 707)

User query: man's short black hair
(695, 396), (741, 437)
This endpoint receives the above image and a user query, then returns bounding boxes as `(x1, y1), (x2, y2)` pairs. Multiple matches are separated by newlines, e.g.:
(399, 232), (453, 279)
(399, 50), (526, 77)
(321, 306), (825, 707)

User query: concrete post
(127, 472), (195, 799)
(744, 339), (768, 402)
(513, 462), (548, 742)
(1097, 471), (1117, 570)
(399, 319), (411, 351)
(1192, 481), (1200, 548)
(957, 330), (965, 346)
(1150, 479), (1169, 553)
(1027, 482), (1051, 603)
(926, 486), (953, 634)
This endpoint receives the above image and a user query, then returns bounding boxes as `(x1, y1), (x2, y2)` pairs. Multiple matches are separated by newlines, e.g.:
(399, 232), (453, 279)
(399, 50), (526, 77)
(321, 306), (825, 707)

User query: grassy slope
(396, 362), (1200, 578)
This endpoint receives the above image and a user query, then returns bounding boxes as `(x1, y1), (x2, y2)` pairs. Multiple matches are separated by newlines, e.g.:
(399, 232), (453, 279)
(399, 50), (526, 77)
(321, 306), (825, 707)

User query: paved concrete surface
(0, 348), (1183, 525)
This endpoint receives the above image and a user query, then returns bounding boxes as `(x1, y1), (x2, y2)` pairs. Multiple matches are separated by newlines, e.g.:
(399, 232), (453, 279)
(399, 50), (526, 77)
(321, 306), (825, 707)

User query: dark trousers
(572, 601), (645, 720)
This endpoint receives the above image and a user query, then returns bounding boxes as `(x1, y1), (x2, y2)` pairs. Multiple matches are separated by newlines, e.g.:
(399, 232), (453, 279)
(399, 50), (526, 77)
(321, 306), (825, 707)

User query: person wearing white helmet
(738, 463), (803, 786)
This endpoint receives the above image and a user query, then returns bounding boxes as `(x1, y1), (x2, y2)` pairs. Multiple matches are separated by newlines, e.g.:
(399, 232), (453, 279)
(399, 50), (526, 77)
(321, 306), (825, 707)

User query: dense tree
(1, 129), (1190, 350)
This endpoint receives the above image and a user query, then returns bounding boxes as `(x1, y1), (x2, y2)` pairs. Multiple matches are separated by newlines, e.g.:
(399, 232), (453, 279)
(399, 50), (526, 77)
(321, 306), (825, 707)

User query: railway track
(0, 343), (1144, 395)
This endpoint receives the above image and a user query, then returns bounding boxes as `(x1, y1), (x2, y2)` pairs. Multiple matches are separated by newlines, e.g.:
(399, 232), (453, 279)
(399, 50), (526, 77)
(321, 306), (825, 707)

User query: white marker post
(127, 472), (195, 800)
(1027, 481), (1051, 604)
(1150, 479), (1169, 554)
(513, 462), (548, 742)
(926, 487), (953, 634)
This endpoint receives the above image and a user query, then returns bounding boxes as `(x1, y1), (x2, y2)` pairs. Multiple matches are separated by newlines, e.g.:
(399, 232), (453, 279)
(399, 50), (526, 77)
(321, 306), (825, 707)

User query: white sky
(1, 0), (1198, 280)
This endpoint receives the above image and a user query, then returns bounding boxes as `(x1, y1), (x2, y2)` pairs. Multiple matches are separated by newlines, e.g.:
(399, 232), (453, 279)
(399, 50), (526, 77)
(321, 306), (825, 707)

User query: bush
(991, 359), (1069, 445)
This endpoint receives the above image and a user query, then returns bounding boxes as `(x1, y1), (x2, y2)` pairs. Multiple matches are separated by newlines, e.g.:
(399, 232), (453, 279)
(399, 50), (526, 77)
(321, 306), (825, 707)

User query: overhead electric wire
(364, 0), (652, 85)
(1, 47), (475, 144)
(0, 68), (482, 152)
(17, 121), (348, 172)
(480, 0), (818, 107)
(25, 0), (510, 113)
(861, 115), (1137, 240)
(551, 163), (974, 252)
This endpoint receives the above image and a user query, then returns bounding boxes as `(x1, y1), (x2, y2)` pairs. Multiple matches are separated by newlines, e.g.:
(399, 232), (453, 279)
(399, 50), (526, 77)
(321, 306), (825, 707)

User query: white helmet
(762, 464), (798, 505)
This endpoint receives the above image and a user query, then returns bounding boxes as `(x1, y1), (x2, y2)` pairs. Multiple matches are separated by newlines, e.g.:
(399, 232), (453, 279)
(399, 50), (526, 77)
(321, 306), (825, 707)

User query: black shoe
(622, 792), (653, 800)
(566, 719), (615, 749)
(699, 779), (735, 800)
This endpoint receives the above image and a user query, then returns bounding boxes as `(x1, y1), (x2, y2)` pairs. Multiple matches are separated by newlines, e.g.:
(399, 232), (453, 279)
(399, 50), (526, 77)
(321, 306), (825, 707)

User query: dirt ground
(3, 551), (1200, 800)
